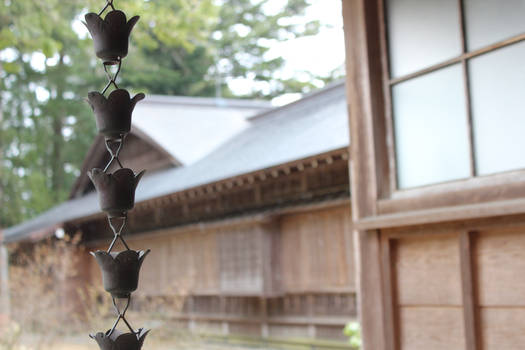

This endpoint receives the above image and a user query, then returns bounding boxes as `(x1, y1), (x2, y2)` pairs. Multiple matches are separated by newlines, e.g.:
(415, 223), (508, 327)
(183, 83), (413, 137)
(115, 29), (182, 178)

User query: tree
(114, 0), (325, 97)
(0, 1), (98, 227)
(0, 0), (338, 228)
(211, 0), (323, 98)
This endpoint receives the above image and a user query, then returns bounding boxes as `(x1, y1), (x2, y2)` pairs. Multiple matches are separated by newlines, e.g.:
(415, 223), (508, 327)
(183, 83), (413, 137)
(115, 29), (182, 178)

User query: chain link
(107, 215), (130, 253)
(108, 296), (135, 336)
(103, 136), (125, 172)
(102, 59), (122, 95)
(91, 0), (142, 339)
(98, 0), (116, 16)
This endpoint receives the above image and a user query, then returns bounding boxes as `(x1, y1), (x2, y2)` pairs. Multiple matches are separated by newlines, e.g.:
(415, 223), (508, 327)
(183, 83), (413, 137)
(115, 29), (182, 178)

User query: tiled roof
(3, 81), (348, 243)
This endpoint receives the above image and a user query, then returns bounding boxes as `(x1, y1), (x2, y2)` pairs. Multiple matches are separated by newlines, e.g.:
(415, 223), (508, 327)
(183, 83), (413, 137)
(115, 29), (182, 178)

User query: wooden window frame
(377, 0), (525, 214)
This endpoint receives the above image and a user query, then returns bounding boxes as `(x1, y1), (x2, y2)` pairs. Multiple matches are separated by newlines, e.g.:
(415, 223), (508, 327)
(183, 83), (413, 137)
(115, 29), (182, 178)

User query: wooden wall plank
(399, 307), (466, 350)
(474, 228), (525, 306)
(394, 234), (462, 306)
(473, 227), (525, 350)
(280, 206), (354, 292)
(479, 308), (525, 350)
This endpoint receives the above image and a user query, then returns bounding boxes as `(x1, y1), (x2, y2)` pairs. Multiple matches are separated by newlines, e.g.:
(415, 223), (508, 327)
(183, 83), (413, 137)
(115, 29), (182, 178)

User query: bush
(343, 321), (361, 349)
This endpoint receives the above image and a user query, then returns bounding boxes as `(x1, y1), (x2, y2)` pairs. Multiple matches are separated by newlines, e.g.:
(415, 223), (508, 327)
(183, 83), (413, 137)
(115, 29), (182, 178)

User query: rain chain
(83, 1), (150, 349)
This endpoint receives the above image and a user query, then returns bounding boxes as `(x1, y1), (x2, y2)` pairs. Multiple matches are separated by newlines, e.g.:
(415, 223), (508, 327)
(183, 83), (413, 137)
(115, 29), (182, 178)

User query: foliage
(343, 321), (362, 349)
(0, 322), (22, 350)
(7, 236), (82, 348)
(5, 234), (197, 349)
(0, 1), (99, 227)
(0, 0), (341, 228)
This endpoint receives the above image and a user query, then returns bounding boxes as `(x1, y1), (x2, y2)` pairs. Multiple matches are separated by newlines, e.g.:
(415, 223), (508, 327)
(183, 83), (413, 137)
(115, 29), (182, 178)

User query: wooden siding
(84, 203), (355, 341)
(122, 204), (355, 298)
(218, 226), (264, 294)
(377, 220), (525, 350)
(280, 206), (354, 293)
(473, 227), (525, 350)
(133, 229), (220, 296)
(392, 234), (465, 350)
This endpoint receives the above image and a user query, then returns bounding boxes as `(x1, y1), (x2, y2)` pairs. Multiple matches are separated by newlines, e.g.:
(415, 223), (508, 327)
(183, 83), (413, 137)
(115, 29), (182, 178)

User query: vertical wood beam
(220, 296), (229, 335)
(188, 295), (196, 332)
(381, 236), (397, 350)
(260, 297), (269, 338)
(307, 294), (316, 338)
(460, 231), (479, 350)
(342, 0), (390, 349)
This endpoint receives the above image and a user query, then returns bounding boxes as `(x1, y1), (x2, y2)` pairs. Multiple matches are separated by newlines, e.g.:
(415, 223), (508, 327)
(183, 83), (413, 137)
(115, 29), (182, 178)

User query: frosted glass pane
(464, 0), (525, 51)
(470, 42), (525, 175)
(393, 65), (470, 188)
(387, 0), (462, 78)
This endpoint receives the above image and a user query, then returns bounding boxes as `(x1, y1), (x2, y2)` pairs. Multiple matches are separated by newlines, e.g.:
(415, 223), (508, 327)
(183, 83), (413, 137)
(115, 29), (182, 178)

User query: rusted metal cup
(90, 328), (150, 350)
(84, 10), (140, 64)
(88, 168), (145, 217)
(87, 89), (145, 139)
(91, 250), (150, 298)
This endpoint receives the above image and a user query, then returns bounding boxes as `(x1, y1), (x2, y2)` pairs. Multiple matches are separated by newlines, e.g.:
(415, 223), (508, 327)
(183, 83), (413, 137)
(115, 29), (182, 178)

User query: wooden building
(3, 83), (356, 342)
(342, 0), (525, 349)
(9, 1), (522, 346)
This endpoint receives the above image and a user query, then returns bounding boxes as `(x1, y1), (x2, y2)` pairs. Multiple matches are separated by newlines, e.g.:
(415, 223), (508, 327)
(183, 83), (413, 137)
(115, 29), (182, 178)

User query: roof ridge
(141, 95), (272, 109)
(249, 80), (346, 122)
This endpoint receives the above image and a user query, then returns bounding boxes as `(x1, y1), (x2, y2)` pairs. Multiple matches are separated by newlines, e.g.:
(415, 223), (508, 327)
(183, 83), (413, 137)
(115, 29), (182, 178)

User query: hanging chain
(103, 135), (125, 172)
(87, 0), (147, 342)
(108, 296), (134, 336)
(107, 215), (130, 253)
(102, 59), (122, 95)
(98, 0), (116, 16)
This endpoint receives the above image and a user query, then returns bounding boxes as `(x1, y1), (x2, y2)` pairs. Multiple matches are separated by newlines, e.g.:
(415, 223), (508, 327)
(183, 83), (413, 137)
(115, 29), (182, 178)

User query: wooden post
(188, 295), (196, 332)
(342, 0), (390, 349)
(260, 297), (269, 338)
(459, 231), (479, 350)
(307, 294), (316, 338)
(381, 236), (397, 350)
(220, 296), (229, 335)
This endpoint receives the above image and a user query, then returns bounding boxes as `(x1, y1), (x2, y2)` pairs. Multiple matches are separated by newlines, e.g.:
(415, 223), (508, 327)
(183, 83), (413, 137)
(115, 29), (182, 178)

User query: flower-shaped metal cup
(88, 168), (145, 217)
(87, 89), (145, 139)
(92, 250), (150, 298)
(90, 328), (150, 350)
(84, 10), (140, 63)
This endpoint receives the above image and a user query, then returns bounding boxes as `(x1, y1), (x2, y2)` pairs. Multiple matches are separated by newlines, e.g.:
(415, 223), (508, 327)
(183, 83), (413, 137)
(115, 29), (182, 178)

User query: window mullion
(458, 0), (476, 177)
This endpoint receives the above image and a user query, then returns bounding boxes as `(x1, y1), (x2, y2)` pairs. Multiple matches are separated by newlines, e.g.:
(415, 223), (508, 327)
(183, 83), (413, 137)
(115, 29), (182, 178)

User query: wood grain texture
(479, 307), (525, 350)
(343, 0), (389, 347)
(394, 234), (462, 306)
(474, 228), (525, 306)
(399, 307), (466, 350)
(459, 231), (479, 350)
(360, 196), (525, 231)
(381, 236), (397, 350)
(377, 171), (525, 217)
(280, 206), (354, 292)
